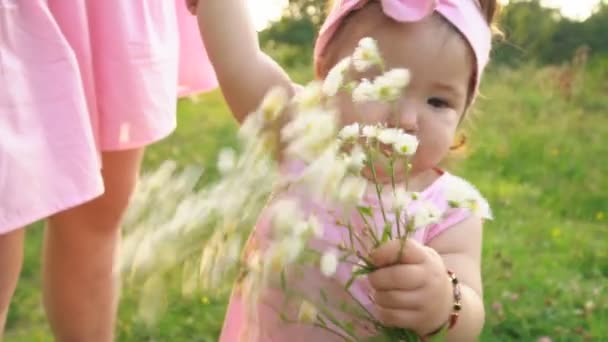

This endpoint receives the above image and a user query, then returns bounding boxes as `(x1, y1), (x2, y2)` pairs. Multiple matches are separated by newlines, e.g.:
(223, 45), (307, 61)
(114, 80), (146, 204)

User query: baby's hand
(369, 239), (452, 336)
(185, 0), (198, 15)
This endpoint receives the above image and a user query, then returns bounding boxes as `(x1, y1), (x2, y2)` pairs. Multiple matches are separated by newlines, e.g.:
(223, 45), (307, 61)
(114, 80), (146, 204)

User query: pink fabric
(219, 170), (491, 341)
(313, 0), (492, 96)
(176, 1), (218, 96)
(0, 0), (217, 234)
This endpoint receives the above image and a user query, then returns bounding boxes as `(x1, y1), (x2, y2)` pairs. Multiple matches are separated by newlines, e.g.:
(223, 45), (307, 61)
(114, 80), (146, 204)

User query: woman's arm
(195, 0), (295, 122)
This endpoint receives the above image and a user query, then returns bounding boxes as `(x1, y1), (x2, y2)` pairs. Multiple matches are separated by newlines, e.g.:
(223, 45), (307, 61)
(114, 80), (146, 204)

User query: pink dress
(219, 169), (492, 341)
(0, 0), (217, 233)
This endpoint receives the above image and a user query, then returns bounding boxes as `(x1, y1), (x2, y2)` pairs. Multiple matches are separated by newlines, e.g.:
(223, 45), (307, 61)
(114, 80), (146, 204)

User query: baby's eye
(427, 97), (450, 109)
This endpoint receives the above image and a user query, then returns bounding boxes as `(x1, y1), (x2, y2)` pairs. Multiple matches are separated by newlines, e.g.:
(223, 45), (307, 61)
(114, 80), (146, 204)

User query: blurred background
(6, 0), (607, 341)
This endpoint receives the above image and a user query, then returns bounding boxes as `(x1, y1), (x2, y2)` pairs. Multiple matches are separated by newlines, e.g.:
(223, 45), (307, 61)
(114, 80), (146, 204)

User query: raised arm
(195, 0), (295, 122)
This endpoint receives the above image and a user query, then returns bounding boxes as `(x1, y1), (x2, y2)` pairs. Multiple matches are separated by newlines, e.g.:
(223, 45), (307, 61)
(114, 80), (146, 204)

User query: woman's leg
(43, 148), (144, 342)
(0, 228), (25, 339)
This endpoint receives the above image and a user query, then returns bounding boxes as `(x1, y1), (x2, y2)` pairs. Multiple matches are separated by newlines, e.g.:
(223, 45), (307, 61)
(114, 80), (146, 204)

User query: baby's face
(333, 11), (474, 182)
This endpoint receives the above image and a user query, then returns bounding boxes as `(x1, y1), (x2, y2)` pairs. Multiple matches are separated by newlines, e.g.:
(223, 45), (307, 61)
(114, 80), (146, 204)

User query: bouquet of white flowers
(120, 37), (483, 340)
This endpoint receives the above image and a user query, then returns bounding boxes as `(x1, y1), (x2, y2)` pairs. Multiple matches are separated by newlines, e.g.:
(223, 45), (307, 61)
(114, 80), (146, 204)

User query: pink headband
(314, 0), (492, 97)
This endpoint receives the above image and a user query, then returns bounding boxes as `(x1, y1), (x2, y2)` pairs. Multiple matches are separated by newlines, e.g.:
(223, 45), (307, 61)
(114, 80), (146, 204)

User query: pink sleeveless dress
(0, 0), (217, 233)
(219, 169), (491, 341)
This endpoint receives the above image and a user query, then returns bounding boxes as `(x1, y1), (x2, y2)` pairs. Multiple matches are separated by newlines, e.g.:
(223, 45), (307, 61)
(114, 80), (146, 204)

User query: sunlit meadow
(5, 56), (607, 341)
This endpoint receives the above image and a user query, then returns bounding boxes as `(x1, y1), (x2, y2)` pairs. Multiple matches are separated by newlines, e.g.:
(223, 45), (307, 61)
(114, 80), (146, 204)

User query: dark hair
(478, 0), (503, 38)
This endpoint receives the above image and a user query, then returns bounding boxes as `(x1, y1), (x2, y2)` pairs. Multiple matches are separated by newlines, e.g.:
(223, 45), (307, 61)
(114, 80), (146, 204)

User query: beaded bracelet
(424, 269), (462, 338)
(446, 270), (462, 328)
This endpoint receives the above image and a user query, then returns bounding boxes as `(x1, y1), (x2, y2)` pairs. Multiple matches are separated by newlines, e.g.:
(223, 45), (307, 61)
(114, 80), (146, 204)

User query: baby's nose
(393, 107), (418, 134)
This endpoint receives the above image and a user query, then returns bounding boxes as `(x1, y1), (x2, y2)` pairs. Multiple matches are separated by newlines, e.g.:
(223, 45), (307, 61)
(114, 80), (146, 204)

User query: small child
(194, 0), (499, 340)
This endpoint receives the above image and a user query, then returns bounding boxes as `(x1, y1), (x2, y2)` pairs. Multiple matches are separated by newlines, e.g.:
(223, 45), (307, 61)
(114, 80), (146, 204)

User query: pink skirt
(0, 0), (217, 233)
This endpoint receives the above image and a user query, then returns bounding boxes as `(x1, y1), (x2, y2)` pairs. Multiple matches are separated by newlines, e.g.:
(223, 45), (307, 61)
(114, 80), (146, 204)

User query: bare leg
(0, 228), (25, 340)
(43, 148), (144, 342)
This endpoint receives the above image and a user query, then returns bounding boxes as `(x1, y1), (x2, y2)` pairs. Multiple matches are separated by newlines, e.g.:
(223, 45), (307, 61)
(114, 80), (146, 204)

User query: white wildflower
(445, 179), (477, 207)
(353, 37), (382, 72)
(293, 81), (323, 110)
(130, 239), (155, 274)
(323, 56), (351, 96)
(378, 127), (402, 146)
(282, 109), (338, 162)
(293, 220), (310, 237)
(138, 275), (167, 325)
(247, 251), (263, 273)
(240, 275), (262, 324)
(470, 199), (491, 218)
(259, 86), (288, 122)
(217, 148), (237, 174)
(320, 251), (339, 277)
(225, 236), (242, 263)
(374, 68), (410, 102)
(292, 214), (323, 239)
(199, 245), (220, 289)
(282, 237), (304, 263)
(282, 109), (337, 143)
(265, 237), (303, 275)
(337, 176), (368, 205)
(297, 300), (318, 323)
(444, 180), (490, 217)
(378, 68), (410, 90)
(338, 122), (360, 141)
(299, 143), (348, 200)
(362, 124), (381, 140)
(270, 199), (303, 235)
(392, 187), (412, 211)
(413, 202), (442, 228)
(344, 145), (367, 174)
(393, 132), (419, 156)
(352, 78), (378, 103)
(308, 215), (324, 238)
(238, 114), (263, 143)
(319, 154), (349, 198)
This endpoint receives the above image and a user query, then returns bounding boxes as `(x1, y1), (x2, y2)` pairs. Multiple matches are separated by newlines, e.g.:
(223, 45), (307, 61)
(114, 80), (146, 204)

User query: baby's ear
(314, 55), (328, 80)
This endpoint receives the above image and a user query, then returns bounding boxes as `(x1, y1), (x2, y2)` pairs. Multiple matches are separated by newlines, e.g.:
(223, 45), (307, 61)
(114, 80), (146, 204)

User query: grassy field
(5, 59), (607, 341)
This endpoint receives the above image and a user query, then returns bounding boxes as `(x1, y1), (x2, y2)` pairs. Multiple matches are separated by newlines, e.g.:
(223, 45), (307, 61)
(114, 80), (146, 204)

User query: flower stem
(344, 217), (355, 251)
(313, 321), (354, 341)
(404, 159), (410, 191)
(389, 158), (401, 239)
(366, 146), (388, 227)
(358, 208), (380, 246)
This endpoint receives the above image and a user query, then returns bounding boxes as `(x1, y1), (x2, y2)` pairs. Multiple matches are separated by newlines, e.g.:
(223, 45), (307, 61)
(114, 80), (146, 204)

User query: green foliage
(260, 17), (317, 48)
(282, 0), (330, 26)
(467, 62), (608, 341)
(258, 0), (329, 49)
(492, 0), (608, 65)
(492, 0), (561, 65)
(261, 0), (608, 67)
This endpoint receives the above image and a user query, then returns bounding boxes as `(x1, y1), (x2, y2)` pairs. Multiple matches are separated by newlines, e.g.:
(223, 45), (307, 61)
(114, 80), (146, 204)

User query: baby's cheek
(416, 135), (452, 167)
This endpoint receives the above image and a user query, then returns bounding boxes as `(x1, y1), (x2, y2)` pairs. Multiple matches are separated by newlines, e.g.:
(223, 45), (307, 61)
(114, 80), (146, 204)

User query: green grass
(5, 62), (607, 341)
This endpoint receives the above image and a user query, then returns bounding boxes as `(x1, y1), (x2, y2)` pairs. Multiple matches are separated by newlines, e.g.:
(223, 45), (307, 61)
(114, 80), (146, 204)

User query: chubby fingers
(368, 264), (426, 291)
(370, 238), (427, 268)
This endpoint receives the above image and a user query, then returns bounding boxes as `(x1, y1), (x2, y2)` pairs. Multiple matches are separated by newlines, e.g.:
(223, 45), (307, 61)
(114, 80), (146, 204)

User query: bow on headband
(314, 0), (492, 99)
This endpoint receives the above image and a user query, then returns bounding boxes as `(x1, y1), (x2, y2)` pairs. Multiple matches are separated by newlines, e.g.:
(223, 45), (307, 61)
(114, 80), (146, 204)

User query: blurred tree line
(260, 0), (608, 68)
